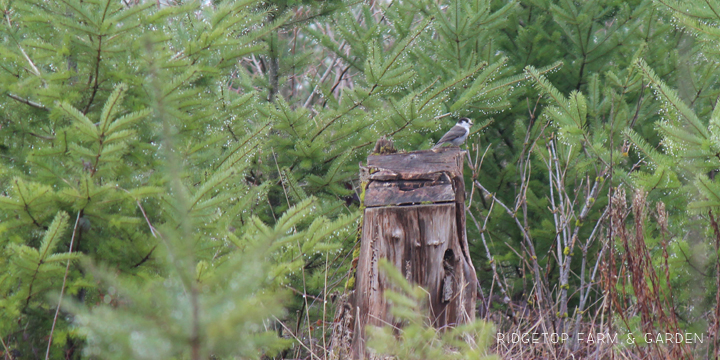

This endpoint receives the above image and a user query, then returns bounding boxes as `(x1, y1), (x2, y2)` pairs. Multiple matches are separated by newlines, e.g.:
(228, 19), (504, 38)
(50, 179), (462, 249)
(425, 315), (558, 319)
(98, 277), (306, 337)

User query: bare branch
(7, 93), (50, 111)
(473, 180), (549, 306)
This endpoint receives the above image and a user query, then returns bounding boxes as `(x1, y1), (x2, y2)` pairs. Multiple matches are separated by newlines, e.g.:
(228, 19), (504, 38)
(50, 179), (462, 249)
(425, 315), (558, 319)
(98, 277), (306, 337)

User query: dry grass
(484, 189), (710, 360)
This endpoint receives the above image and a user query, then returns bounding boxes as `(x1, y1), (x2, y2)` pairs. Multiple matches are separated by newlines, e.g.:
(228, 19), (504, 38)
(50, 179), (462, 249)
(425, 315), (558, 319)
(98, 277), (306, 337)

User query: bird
(432, 117), (473, 149)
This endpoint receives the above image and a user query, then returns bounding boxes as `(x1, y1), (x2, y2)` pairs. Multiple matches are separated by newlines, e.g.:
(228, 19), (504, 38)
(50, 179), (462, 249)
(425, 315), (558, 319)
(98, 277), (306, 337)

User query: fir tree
(1, 0), (716, 357)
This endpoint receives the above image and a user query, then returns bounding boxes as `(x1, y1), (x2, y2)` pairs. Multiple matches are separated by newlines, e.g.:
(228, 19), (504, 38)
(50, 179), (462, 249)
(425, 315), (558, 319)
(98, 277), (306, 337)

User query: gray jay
(432, 117), (473, 149)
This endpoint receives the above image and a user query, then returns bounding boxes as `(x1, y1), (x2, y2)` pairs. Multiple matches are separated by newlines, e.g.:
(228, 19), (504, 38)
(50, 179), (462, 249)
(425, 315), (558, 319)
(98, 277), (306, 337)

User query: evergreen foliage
(0, 0), (719, 358)
(366, 260), (497, 360)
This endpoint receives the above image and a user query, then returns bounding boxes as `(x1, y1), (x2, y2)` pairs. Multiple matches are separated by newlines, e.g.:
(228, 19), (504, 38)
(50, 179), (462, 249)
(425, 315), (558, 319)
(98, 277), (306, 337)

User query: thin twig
(298, 240), (321, 360)
(0, 334), (14, 360)
(45, 212), (81, 360)
(272, 148), (291, 208)
(322, 251), (329, 360)
(6, 93), (50, 111)
(473, 180), (548, 306)
(119, 187), (159, 238)
(5, 11), (40, 77)
(273, 315), (318, 355)
(467, 208), (510, 310)
(303, 42), (345, 109)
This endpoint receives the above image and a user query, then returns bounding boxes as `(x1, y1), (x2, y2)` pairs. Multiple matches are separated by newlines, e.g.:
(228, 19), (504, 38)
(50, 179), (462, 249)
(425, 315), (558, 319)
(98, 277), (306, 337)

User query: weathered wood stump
(349, 147), (478, 359)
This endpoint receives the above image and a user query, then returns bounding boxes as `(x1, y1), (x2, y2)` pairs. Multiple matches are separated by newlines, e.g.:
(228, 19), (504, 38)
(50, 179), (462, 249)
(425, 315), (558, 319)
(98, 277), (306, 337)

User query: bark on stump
(350, 147), (478, 359)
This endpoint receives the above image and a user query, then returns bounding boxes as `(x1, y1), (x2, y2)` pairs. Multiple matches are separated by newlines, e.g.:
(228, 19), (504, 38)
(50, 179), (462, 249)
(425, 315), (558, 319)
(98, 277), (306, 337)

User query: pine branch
(98, 83), (126, 133)
(635, 58), (709, 139)
(6, 93), (50, 111)
(310, 17), (433, 141)
(24, 211), (70, 308)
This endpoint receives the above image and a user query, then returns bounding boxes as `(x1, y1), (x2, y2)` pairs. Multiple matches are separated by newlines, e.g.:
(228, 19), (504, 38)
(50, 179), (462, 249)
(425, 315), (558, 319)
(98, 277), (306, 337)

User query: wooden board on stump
(348, 148), (478, 359)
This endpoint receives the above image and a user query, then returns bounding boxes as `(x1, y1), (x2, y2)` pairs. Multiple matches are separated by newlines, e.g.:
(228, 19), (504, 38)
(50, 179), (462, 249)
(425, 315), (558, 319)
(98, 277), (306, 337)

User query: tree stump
(349, 147), (478, 358)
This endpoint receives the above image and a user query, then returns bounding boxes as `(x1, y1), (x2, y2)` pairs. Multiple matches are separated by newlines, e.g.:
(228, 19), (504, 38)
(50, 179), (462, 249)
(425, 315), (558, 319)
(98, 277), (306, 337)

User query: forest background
(1, 0), (720, 358)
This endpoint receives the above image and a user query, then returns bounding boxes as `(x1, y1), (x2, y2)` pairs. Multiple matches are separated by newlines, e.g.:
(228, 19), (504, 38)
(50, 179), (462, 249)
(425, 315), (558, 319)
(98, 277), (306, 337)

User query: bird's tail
(432, 142), (442, 149)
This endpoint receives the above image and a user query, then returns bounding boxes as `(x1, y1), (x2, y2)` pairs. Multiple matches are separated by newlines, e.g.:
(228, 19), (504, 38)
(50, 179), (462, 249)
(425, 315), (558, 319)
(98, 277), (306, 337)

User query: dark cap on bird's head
(432, 117), (474, 149)
(458, 117), (473, 126)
